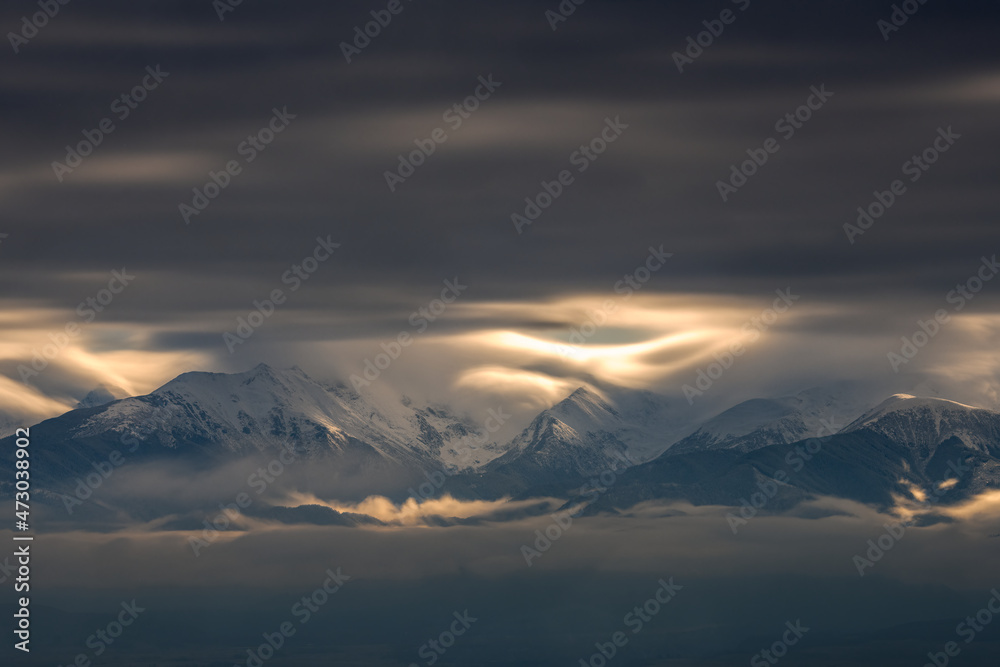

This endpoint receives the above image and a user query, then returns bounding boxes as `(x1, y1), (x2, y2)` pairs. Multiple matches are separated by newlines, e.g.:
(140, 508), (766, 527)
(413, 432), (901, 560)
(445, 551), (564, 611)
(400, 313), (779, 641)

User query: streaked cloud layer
(1, 0), (998, 426)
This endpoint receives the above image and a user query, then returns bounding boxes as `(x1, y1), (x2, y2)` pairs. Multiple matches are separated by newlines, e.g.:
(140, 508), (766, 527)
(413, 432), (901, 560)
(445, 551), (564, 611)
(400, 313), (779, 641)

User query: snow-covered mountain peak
(151, 364), (334, 425)
(75, 383), (128, 409)
(843, 394), (1000, 453)
(485, 384), (692, 479)
(69, 365), (490, 465)
(692, 397), (799, 441)
(547, 386), (621, 430)
(847, 394), (984, 426)
(664, 384), (874, 456)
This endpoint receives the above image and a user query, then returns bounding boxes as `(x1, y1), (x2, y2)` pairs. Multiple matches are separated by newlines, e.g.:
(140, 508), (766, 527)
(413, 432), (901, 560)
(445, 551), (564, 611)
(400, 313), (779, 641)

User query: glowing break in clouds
(279, 492), (559, 526)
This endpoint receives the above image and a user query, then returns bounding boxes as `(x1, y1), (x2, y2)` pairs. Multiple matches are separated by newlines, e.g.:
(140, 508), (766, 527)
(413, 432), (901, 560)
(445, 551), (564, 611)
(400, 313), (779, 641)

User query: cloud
(20, 493), (1000, 591)
(1, 0), (999, 429)
(280, 491), (558, 526)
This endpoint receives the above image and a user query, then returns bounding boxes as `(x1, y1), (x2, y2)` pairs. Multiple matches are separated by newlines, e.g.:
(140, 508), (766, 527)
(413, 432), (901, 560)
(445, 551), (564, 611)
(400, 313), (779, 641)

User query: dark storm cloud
(2, 0), (998, 297)
(1, 0), (999, 417)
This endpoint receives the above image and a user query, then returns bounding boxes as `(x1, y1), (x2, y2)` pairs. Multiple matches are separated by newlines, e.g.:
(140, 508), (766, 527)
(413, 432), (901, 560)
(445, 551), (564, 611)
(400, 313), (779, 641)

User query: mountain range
(3, 364), (999, 517)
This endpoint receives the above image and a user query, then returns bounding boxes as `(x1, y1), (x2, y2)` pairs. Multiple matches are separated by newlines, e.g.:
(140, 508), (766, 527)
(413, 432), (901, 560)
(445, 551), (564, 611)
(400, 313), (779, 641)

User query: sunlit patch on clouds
(0, 374), (71, 426)
(887, 480), (998, 526)
(279, 491), (559, 526)
(915, 313), (1000, 408)
(438, 292), (818, 394)
(0, 308), (214, 417)
(267, 292), (815, 427)
(327, 100), (700, 157)
(938, 489), (1000, 523)
(452, 365), (578, 415)
(3, 287), (1000, 432)
(0, 151), (217, 198)
(68, 151), (218, 184)
(905, 70), (1000, 105)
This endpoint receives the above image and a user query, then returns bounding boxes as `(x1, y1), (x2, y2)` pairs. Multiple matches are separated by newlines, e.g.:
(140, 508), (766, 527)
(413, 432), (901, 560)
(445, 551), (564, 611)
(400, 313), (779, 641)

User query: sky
(2, 0), (999, 428)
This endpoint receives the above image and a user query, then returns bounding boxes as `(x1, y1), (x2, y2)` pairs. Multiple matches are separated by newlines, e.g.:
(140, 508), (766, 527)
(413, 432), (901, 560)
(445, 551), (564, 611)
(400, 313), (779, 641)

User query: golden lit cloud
(0, 304), (215, 421)
(280, 491), (558, 526)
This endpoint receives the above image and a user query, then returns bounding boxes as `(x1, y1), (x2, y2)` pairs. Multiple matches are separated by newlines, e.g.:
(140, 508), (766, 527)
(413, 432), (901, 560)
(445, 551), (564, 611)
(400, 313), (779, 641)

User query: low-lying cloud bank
(19, 493), (1000, 593)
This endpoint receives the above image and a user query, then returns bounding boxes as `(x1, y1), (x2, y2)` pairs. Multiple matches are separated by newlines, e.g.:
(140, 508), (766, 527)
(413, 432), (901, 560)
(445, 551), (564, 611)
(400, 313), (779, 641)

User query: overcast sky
(2, 0), (999, 425)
